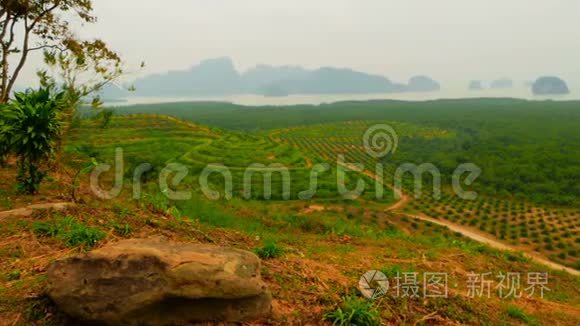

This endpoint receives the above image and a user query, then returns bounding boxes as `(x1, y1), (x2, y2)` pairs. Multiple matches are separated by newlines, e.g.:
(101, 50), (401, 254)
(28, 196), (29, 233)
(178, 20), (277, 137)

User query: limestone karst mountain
(131, 57), (440, 97)
(407, 75), (441, 92)
(468, 80), (484, 91)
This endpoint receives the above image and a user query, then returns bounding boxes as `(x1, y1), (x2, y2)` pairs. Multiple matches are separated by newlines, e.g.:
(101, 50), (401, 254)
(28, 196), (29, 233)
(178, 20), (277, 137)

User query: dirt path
(386, 190), (409, 211)
(337, 162), (409, 211)
(0, 202), (75, 219)
(406, 213), (580, 276)
(274, 139), (579, 276)
(340, 163), (580, 276)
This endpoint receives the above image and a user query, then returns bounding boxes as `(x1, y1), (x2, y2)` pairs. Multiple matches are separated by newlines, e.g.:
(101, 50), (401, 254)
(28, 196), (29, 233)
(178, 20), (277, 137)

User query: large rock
(47, 239), (272, 325)
(532, 76), (570, 95)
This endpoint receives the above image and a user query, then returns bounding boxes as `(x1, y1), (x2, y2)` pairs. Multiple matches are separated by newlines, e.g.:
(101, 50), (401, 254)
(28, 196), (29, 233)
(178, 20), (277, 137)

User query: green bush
(506, 305), (538, 326)
(381, 265), (416, 278)
(141, 188), (170, 214)
(5, 269), (21, 281)
(0, 87), (64, 194)
(0, 190), (13, 209)
(32, 221), (60, 237)
(324, 295), (381, 326)
(33, 217), (105, 249)
(98, 109), (114, 128)
(254, 241), (283, 259)
(61, 225), (105, 248)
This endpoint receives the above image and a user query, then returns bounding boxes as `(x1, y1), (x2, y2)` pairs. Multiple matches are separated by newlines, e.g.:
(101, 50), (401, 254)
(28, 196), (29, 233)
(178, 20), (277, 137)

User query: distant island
(96, 60), (574, 100)
(532, 76), (570, 95)
(116, 57), (441, 98)
(490, 78), (514, 89)
(407, 76), (440, 92)
(468, 80), (484, 91)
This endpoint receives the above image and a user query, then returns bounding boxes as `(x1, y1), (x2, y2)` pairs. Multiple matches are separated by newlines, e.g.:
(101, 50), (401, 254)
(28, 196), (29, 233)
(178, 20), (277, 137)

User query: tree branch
(0, 10), (14, 102)
(7, 14), (17, 47)
(27, 1), (61, 32)
(5, 16), (30, 101)
(28, 44), (66, 52)
(0, 9), (12, 44)
(5, 0), (61, 101)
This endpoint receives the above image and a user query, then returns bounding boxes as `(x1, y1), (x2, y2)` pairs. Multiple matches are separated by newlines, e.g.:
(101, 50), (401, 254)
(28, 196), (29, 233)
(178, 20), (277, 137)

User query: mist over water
(107, 88), (578, 107)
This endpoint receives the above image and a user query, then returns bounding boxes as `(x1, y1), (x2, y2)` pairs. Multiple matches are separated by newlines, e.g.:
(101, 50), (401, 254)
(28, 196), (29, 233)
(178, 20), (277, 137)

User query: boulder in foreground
(47, 239), (272, 325)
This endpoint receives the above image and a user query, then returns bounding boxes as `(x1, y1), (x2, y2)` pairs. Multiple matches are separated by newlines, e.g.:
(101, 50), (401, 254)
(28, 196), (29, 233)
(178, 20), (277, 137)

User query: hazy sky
(19, 0), (580, 90)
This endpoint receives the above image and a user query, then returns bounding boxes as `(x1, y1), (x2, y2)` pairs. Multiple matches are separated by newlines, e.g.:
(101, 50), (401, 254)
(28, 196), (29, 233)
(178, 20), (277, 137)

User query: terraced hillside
(65, 115), (394, 203)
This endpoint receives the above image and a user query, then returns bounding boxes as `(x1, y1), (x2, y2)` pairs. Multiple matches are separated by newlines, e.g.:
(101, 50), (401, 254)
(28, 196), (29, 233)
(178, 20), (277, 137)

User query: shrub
(98, 109), (114, 128)
(254, 241), (283, 259)
(33, 217), (105, 249)
(556, 242), (567, 249)
(284, 215), (328, 234)
(324, 295), (380, 326)
(503, 252), (529, 263)
(141, 188), (170, 214)
(112, 223), (133, 237)
(506, 305), (538, 326)
(557, 252), (567, 260)
(32, 221), (60, 237)
(61, 224), (105, 248)
(381, 265), (416, 278)
(0, 87), (64, 194)
(5, 269), (21, 281)
(0, 189), (11, 209)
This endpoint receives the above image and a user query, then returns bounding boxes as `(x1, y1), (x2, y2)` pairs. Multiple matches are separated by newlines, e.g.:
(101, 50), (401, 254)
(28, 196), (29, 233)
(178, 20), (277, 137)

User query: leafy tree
(39, 39), (124, 120)
(0, 0), (122, 104)
(0, 87), (63, 193)
(96, 108), (113, 129)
